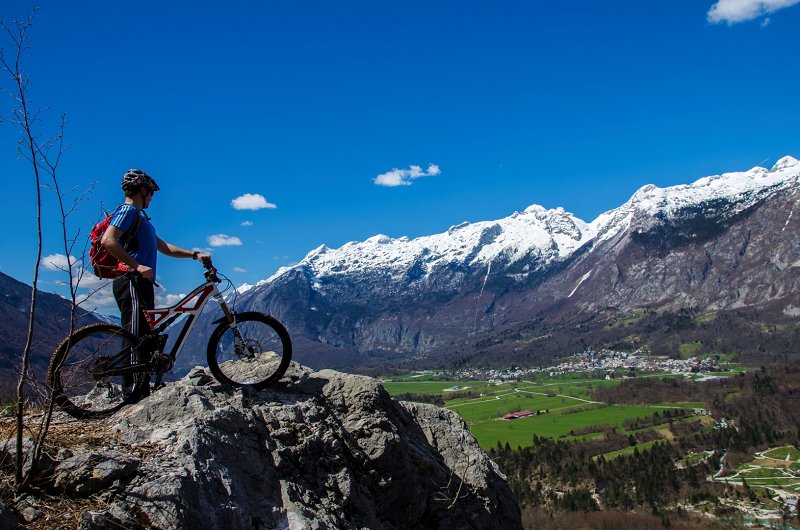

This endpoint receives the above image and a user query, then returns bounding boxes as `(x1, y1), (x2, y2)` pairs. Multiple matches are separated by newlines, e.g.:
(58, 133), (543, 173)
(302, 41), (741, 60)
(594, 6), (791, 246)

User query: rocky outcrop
(24, 366), (521, 530)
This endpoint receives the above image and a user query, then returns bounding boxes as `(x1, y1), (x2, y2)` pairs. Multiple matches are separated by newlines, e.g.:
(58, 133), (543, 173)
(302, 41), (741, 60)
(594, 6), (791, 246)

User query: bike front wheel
(206, 312), (292, 389)
(47, 323), (148, 419)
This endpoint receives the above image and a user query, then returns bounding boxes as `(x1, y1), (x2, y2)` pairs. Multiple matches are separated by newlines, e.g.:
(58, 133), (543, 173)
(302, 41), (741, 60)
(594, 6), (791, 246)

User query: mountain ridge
(0, 271), (101, 390)
(225, 156), (800, 372)
(247, 155), (798, 294)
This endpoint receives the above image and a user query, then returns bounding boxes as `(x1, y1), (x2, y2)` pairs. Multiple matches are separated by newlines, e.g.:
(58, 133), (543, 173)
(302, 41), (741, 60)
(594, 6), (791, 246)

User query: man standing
(101, 168), (211, 356)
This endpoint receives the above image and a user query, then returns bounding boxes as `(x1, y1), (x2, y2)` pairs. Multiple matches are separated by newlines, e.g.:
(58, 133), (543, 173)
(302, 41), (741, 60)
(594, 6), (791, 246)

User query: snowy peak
(630, 157), (797, 213)
(591, 156), (800, 240)
(772, 155), (798, 172)
(292, 205), (593, 282)
(233, 155), (800, 369)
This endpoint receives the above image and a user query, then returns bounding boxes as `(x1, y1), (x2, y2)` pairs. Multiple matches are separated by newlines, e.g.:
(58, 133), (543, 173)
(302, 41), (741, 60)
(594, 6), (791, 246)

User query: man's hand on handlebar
(193, 251), (213, 267)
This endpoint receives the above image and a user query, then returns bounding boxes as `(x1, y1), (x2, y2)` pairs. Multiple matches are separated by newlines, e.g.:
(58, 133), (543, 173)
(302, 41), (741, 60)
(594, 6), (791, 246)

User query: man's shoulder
(110, 204), (140, 228)
(114, 203), (138, 215)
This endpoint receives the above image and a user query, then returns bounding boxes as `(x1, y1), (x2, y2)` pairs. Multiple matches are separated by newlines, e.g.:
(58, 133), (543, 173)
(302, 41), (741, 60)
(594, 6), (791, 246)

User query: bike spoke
(48, 324), (146, 418)
(207, 313), (291, 388)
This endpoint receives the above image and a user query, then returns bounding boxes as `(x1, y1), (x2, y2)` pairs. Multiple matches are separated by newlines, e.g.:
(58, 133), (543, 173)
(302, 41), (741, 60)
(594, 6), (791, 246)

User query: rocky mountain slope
(5, 366), (522, 529)
(224, 156), (800, 370)
(0, 272), (100, 392)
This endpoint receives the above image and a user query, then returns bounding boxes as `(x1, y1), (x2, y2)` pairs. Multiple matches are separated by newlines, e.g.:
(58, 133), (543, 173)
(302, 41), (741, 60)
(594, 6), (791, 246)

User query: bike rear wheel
(206, 312), (292, 389)
(47, 323), (148, 419)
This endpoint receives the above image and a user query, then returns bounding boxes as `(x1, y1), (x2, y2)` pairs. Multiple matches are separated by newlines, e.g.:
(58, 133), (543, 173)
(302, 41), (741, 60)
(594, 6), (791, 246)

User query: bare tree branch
(1, 8), (89, 490)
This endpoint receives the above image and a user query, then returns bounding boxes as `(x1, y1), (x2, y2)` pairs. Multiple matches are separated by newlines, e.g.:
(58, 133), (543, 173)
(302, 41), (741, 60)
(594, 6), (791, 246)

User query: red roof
(502, 410), (536, 420)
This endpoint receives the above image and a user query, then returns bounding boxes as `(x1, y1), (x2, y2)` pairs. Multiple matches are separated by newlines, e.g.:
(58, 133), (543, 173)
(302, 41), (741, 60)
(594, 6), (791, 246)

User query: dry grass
(0, 413), (157, 528)
(0, 413), (116, 449)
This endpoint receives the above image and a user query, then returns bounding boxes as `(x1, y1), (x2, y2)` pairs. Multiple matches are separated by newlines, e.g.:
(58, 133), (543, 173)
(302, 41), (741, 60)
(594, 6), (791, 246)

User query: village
(442, 349), (723, 383)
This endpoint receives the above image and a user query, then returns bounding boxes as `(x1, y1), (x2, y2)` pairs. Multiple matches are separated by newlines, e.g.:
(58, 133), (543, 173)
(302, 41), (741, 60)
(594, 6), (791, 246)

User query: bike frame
(142, 275), (236, 363)
(96, 269), (238, 382)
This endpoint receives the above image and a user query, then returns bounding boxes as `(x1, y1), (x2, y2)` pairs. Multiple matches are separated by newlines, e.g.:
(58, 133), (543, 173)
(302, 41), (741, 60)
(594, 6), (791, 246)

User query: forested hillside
(492, 365), (800, 528)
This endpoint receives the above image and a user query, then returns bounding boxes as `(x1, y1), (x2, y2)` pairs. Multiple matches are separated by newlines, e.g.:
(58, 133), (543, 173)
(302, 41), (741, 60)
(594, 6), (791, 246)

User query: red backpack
(89, 207), (141, 279)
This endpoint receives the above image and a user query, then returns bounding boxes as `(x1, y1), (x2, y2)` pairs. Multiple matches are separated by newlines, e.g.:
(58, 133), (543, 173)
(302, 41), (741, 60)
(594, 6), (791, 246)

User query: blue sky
(1, 0), (799, 313)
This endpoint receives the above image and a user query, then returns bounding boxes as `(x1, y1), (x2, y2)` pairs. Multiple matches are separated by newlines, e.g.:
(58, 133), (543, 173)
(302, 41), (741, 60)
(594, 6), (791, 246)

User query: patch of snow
(771, 156), (799, 172)
(568, 271), (592, 298)
(236, 283), (254, 295)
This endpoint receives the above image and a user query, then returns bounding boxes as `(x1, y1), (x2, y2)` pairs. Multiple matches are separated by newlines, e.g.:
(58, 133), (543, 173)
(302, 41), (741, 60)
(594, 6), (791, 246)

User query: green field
(603, 439), (664, 460)
(762, 446), (800, 461)
(382, 374), (705, 450)
(381, 380), (501, 396)
(466, 403), (667, 449)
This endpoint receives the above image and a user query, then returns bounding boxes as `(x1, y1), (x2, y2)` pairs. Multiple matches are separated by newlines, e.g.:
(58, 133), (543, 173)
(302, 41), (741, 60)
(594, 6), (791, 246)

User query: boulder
(92, 365), (523, 529)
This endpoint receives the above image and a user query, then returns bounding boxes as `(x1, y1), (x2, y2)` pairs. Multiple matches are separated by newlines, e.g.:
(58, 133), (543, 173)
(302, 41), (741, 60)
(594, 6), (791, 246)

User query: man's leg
(113, 275), (155, 395)
(113, 276), (134, 336)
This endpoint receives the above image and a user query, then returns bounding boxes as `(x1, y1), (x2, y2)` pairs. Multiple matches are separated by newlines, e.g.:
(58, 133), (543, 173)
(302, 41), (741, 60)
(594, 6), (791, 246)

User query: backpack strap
(115, 207), (144, 274)
(127, 211), (141, 244)
(119, 205), (142, 251)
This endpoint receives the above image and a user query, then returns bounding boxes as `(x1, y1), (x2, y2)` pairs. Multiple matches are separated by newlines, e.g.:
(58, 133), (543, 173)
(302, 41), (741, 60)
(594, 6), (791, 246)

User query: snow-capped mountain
(591, 156), (799, 244)
(230, 156), (800, 371)
(256, 205), (593, 300)
(259, 156), (798, 296)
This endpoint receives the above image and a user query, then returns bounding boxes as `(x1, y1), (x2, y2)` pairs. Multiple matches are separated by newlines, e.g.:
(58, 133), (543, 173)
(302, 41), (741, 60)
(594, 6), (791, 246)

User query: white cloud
(42, 253), (79, 271)
(241, 221), (253, 227)
(707, 0), (800, 24)
(73, 270), (107, 289)
(208, 234), (242, 247)
(233, 266), (247, 273)
(157, 293), (185, 307)
(231, 193), (277, 211)
(374, 163), (442, 187)
(76, 284), (117, 313)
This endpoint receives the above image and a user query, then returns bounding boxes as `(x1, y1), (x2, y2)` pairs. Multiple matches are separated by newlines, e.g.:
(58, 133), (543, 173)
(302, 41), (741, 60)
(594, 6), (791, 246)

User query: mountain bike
(47, 264), (292, 419)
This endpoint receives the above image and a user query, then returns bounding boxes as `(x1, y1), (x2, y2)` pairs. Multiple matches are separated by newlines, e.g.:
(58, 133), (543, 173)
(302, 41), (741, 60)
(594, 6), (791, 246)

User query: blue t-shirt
(109, 204), (158, 279)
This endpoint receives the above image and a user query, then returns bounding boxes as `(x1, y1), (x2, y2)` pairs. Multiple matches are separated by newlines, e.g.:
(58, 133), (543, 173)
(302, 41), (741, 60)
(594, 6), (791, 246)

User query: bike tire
(47, 323), (148, 419)
(206, 312), (292, 389)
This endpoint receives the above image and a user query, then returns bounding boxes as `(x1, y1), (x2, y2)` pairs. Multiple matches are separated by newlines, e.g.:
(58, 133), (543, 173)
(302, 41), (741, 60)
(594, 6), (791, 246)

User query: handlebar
(203, 262), (221, 283)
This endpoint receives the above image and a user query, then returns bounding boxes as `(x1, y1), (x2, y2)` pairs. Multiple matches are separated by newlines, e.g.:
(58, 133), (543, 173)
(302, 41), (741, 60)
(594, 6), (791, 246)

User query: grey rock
(77, 502), (144, 530)
(88, 366), (522, 530)
(51, 451), (139, 496)
(15, 498), (42, 524)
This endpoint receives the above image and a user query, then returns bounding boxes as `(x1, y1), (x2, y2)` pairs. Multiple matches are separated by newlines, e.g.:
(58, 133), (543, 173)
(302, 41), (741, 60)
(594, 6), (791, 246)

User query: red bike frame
(140, 274), (234, 362)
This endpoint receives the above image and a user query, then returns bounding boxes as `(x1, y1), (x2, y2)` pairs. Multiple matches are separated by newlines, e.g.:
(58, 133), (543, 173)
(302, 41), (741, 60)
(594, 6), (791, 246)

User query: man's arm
(101, 225), (154, 278)
(156, 237), (211, 263)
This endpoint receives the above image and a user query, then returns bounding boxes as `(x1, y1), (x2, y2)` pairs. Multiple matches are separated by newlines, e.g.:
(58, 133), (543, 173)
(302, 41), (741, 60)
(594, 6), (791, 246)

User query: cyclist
(101, 169), (211, 392)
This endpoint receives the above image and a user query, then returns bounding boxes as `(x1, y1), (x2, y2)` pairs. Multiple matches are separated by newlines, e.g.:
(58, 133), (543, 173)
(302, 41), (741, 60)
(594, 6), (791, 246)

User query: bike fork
(213, 291), (251, 357)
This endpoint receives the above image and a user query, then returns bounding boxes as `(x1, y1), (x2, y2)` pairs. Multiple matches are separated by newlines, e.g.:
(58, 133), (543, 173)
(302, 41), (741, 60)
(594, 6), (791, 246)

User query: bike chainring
(152, 354), (174, 375)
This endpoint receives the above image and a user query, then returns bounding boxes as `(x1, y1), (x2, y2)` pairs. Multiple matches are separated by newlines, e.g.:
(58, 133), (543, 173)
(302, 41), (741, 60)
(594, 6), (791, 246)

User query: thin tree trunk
(14, 85), (43, 485)
(1, 11), (47, 487)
